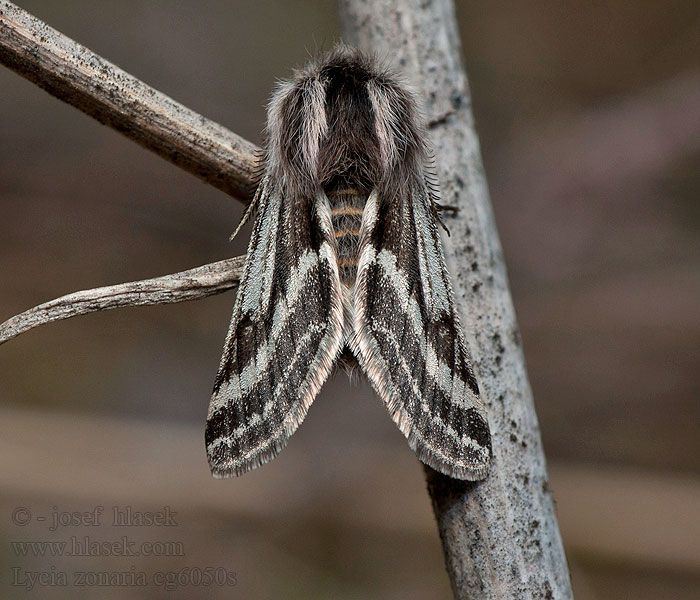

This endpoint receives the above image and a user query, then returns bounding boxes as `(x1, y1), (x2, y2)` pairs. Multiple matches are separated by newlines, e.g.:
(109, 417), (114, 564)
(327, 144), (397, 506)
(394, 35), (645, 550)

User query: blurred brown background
(1, 1), (698, 598)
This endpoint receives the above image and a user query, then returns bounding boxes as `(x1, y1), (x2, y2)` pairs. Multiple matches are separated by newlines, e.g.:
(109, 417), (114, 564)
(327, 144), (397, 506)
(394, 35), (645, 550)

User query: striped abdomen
(327, 187), (368, 285)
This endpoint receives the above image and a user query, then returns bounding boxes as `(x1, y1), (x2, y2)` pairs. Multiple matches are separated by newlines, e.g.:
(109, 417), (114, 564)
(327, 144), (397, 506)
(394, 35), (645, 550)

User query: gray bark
(0, 0), (257, 202)
(339, 1), (574, 598)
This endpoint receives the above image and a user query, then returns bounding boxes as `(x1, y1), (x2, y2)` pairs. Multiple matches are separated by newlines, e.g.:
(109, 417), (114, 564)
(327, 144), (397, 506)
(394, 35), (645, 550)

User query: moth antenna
(229, 173), (267, 241)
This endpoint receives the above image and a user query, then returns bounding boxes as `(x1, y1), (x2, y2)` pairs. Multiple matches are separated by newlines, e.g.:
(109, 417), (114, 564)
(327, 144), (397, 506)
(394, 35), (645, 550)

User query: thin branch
(339, 1), (573, 598)
(0, 0), (259, 203)
(0, 257), (244, 345)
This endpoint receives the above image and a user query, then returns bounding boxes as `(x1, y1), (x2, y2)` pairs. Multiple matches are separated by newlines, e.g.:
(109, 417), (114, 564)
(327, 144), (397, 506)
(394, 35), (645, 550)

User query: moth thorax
(325, 176), (368, 286)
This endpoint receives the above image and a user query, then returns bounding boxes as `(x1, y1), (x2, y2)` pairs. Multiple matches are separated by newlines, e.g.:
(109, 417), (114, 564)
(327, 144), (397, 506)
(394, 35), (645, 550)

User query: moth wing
(352, 182), (491, 480)
(206, 178), (344, 477)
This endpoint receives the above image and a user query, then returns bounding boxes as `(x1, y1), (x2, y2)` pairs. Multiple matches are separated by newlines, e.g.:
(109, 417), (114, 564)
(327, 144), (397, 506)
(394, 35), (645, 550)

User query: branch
(339, 1), (573, 598)
(0, 0), (259, 203)
(0, 257), (244, 345)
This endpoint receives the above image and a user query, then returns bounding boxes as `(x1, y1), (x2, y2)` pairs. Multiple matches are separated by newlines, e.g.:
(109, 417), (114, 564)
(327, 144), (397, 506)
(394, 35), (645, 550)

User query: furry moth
(206, 46), (491, 480)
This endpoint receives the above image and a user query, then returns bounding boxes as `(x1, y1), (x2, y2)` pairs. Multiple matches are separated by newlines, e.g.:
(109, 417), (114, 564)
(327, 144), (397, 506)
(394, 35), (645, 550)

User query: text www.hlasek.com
(12, 536), (183, 557)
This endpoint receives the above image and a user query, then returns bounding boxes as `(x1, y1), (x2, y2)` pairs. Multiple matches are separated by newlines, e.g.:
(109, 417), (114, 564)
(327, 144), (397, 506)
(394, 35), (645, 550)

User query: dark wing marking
(206, 178), (344, 477)
(351, 182), (491, 480)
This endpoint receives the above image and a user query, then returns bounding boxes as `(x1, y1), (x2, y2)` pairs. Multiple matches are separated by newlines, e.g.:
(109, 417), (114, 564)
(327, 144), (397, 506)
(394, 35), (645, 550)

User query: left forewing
(206, 187), (344, 478)
(352, 182), (491, 480)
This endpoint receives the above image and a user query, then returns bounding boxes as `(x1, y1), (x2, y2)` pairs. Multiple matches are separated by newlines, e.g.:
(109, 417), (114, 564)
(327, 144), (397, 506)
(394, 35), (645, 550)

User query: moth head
(265, 45), (430, 200)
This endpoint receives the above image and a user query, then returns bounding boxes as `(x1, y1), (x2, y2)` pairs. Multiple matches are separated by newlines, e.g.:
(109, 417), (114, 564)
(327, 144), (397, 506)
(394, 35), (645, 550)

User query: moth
(205, 46), (491, 480)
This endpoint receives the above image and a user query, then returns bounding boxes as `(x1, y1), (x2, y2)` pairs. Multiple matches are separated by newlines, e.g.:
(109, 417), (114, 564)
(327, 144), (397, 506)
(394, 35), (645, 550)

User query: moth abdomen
(326, 183), (368, 285)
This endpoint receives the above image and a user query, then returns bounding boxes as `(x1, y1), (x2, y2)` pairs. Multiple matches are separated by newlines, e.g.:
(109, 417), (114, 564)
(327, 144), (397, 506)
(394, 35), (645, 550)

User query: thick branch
(0, 0), (259, 203)
(0, 257), (244, 345)
(339, 1), (573, 598)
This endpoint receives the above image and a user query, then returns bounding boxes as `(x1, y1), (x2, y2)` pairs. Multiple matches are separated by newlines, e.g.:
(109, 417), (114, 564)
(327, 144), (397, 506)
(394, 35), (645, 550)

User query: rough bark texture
(338, 1), (574, 598)
(0, 257), (244, 345)
(0, 0), (258, 203)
